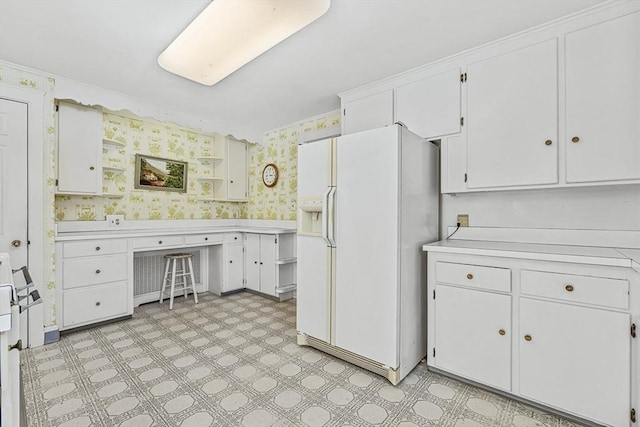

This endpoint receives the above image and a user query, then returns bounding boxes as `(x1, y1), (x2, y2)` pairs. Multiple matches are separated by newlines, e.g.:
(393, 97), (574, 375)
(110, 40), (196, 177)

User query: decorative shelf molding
(197, 156), (224, 162)
(197, 176), (224, 181)
(103, 166), (125, 173)
(275, 257), (297, 265)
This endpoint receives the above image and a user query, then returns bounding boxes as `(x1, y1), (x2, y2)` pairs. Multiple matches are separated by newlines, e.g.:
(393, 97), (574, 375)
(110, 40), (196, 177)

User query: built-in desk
(55, 220), (296, 331)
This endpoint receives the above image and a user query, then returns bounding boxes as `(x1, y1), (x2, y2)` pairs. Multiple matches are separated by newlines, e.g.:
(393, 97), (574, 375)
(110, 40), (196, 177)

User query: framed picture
(134, 154), (188, 193)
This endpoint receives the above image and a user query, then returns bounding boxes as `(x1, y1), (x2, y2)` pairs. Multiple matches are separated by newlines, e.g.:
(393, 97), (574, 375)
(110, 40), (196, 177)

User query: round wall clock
(262, 163), (279, 187)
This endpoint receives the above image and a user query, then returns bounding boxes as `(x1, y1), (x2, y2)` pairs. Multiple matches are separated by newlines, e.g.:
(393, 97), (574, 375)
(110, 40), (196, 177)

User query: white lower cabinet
(435, 285), (511, 391)
(245, 233), (277, 295)
(245, 233), (297, 298)
(223, 242), (245, 293)
(427, 252), (637, 426)
(519, 298), (630, 427)
(56, 239), (131, 330)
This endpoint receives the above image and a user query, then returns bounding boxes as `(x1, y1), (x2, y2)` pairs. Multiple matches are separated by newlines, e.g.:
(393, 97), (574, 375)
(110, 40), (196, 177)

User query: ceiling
(0, 0), (607, 142)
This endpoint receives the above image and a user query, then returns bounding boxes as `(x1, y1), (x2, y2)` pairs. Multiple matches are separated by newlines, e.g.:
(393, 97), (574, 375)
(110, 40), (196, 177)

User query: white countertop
(55, 219), (296, 242)
(422, 227), (640, 271)
(422, 239), (635, 268)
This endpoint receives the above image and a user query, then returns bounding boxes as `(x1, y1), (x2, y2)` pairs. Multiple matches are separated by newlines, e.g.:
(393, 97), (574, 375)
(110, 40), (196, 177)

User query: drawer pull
(571, 136), (580, 143)
(544, 139), (552, 146)
(95, 246), (101, 251)
(89, 166), (95, 171)
(565, 284), (574, 292)
(95, 269), (101, 274)
(229, 260), (233, 264)
(204, 237), (208, 241)
(234, 237), (238, 240)
(158, 241), (163, 245)
(95, 301), (101, 307)
(466, 273), (473, 280)
(524, 334), (532, 342)
(498, 329), (506, 336)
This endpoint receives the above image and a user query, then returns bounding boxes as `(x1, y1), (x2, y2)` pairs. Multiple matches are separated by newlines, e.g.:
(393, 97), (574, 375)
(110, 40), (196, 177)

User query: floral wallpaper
(55, 112), (247, 221)
(0, 63), (57, 327)
(247, 110), (341, 220)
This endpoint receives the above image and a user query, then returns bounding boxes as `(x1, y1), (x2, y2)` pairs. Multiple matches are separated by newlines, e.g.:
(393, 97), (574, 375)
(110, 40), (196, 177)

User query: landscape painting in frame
(134, 154), (188, 193)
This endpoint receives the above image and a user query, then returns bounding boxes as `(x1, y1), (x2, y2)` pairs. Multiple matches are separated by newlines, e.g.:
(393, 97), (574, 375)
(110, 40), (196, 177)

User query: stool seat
(159, 252), (198, 309)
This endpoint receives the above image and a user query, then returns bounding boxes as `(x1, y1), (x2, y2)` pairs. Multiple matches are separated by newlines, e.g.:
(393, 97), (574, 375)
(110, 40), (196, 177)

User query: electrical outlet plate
(457, 214), (469, 227)
(107, 214), (124, 227)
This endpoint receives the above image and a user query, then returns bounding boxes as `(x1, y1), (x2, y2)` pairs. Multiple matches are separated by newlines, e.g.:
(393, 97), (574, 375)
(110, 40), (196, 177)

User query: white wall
(440, 184), (640, 237)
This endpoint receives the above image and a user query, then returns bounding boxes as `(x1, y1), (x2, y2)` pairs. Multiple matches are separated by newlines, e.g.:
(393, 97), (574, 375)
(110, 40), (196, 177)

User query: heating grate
(133, 250), (201, 296)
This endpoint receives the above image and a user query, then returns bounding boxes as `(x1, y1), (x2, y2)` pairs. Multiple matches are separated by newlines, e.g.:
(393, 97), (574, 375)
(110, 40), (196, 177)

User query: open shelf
(103, 138), (126, 148)
(197, 156), (224, 162)
(276, 257), (297, 265)
(197, 176), (224, 181)
(103, 166), (125, 173)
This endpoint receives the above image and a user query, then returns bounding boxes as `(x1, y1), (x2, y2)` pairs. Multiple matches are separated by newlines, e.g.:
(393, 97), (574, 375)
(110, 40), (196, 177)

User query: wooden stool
(159, 253), (198, 309)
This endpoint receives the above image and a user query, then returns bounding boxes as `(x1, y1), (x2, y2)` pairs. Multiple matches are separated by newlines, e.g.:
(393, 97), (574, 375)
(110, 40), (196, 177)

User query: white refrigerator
(296, 124), (439, 384)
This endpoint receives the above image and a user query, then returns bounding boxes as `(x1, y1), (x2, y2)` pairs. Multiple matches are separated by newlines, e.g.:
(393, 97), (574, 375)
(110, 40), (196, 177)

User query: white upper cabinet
(396, 68), (461, 139)
(466, 39), (558, 189)
(226, 138), (248, 201)
(342, 90), (394, 135)
(565, 12), (640, 183)
(57, 102), (102, 194)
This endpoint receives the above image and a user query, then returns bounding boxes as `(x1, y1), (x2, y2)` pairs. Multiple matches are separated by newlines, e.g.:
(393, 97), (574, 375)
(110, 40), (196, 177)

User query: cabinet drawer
(131, 236), (183, 249)
(521, 270), (629, 309)
(63, 282), (129, 328)
(185, 233), (223, 245)
(225, 233), (243, 243)
(63, 254), (128, 289)
(436, 261), (511, 292)
(63, 239), (127, 258)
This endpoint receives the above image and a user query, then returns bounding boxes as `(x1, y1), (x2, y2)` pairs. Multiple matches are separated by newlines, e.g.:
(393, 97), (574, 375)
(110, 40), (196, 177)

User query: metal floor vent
(133, 250), (201, 296)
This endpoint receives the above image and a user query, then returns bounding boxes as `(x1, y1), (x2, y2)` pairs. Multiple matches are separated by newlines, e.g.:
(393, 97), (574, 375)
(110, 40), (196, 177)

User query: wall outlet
(107, 214), (124, 227)
(457, 214), (469, 227)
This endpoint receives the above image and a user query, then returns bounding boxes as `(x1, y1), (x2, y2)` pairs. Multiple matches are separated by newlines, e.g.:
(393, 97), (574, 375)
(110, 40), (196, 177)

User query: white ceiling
(0, 0), (606, 141)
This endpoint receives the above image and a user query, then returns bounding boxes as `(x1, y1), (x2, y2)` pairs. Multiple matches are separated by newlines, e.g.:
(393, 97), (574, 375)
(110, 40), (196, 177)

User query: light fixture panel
(158, 0), (331, 86)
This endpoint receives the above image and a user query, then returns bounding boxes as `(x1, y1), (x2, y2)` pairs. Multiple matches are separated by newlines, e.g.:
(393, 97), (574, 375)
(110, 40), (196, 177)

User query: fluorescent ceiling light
(158, 0), (331, 86)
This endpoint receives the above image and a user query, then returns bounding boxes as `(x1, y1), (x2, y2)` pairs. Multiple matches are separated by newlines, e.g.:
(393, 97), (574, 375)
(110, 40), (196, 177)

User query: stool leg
(169, 259), (177, 310)
(160, 257), (171, 304)
(188, 257), (198, 304)
(181, 258), (188, 298)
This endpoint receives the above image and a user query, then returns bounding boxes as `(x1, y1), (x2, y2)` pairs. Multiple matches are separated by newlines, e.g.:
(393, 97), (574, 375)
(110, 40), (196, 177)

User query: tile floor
(22, 292), (586, 426)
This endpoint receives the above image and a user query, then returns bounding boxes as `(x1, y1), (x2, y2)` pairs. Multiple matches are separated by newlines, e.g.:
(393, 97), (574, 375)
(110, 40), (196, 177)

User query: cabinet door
(342, 90), (393, 135)
(57, 102), (102, 194)
(434, 285), (511, 390)
(440, 134), (467, 193)
(519, 298), (630, 426)
(396, 68), (461, 139)
(466, 39), (558, 189)
(227, 139), (247, 200)
(223, 243), (244, 292)
(259, 235), (277, 296)
(565, 12), (640, 183)
(244, 234), (260, 291)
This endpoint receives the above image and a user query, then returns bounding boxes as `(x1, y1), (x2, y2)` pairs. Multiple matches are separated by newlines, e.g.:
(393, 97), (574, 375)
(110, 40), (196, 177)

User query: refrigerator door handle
(327, 187), (336, 247)
(321, 187), (332, 246)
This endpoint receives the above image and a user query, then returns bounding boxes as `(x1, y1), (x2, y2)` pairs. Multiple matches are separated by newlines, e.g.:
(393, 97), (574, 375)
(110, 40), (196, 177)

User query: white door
(396, 68), (461, 139)
(519, 298), (630, 427)
(565, 12), (640, 183)
(0, 98), (29, 345)
(434, 285), (511, 391)
(227, 139), (247, 200)
(342, 90), (394, 135)
(466, 39), (558, 188)
(334, 126), (399, 367)
(57, 101), (102, 194)
(224, 243), (244, 292)
(244, 234), (260, 291)
(259, 235), (276, 296)
(297, 138), (333, 342)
